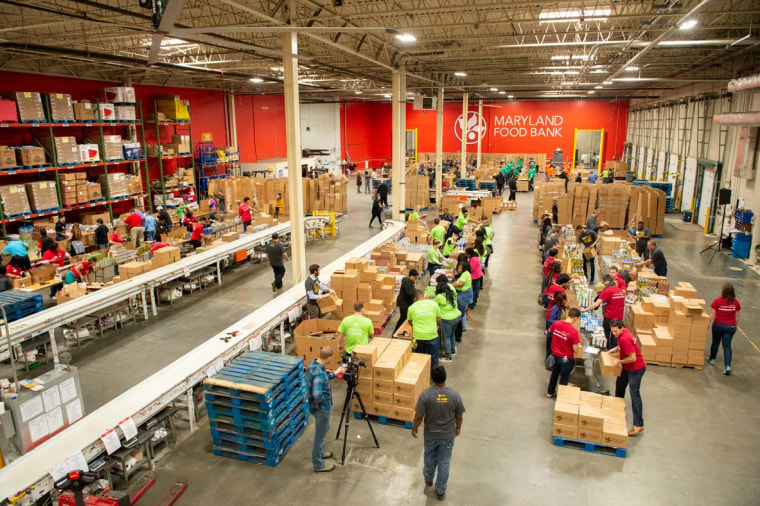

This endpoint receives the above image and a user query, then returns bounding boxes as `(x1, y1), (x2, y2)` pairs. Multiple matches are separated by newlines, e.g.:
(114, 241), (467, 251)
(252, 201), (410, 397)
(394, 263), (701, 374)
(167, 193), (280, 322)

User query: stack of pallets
(203, 351), (309, 466)
(0, 291), (45, 322)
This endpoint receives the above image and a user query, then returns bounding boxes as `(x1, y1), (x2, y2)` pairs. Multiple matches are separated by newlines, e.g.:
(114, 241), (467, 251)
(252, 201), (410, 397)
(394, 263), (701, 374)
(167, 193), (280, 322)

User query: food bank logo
(454, 112), (486, 145)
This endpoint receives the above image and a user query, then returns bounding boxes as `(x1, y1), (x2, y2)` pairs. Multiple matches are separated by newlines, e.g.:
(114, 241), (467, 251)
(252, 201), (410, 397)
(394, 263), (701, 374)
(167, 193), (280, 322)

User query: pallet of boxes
(328, 257), (396, 329)
(353, 338), (431, 427)
(628, 281), (708, 369)
(552, 386), (629, 457)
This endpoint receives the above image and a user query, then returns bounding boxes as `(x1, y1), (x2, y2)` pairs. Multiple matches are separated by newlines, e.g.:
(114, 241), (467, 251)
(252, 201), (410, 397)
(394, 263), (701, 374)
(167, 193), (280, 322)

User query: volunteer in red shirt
(608, 320), (646, 436)
(109, 231), (123, 246)
(64, 257), (97, 285)
(124, 208), (144, 248)
(4, 256), (28, 279)
(581, 274), (625, 349)
(182, 210), (198, 232)
(543, 248), (558, 278)
(547, 308), (582, 397)
(150, 242), (171, 256)
(708, 283), (741, 375)
(42, 242), (67, 267)
(190, 218), (207, 250)
(608, 265), (627, 290)
(239, 197), (253, 232)
(544, 273), (570, 329)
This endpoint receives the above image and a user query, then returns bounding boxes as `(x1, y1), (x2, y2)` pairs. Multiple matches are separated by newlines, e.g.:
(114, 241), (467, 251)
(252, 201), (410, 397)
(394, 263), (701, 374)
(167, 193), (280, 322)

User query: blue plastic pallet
(204, 384), (306, 415)
(0, 291), (45, 322)
(207, 402), (308, 439)
(209, 406), (308, 446)
(553, 436), (626, 458)
(204, 352), (305, 402)
(212, 422), (306, 467)
(354, 411), (413, 429)
(205, 393), (306, 428)
(211, 417), (307, 456)
(20, 164), (53, 170)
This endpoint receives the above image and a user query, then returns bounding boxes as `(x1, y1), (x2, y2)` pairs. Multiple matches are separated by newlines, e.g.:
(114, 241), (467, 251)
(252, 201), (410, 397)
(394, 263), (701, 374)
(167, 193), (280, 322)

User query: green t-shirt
(443, 237), (457, 257)
(528, 168), (536, 178)
(455, 213), (469, 230)
(409, 212), (419, 222)
(434, 288), (461, 321)
(424, 285), (437, 298)
(407, 299), (441, 341)
(430, 225), (445, 244)
(455, 271), (472, 292)
(428, 247), (443, 266)
(338, 314), (374, 353)
(484, 226), (493, 246)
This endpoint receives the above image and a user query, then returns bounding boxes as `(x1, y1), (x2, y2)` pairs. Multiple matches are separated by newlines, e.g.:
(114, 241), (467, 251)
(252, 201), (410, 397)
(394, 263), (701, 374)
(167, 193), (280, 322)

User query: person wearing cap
(394, 268), (420, 333)
(266, 232), (289, 292)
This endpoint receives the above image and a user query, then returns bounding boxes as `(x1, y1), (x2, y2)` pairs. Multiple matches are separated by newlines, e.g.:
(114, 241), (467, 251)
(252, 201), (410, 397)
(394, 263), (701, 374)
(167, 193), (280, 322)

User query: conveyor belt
(0, 220), (406, 501)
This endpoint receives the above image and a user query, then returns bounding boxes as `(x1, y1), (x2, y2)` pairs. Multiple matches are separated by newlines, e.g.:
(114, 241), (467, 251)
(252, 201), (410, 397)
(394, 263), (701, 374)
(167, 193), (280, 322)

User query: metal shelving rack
(0, 98), (149, 235)
(148, 101), (195, 210)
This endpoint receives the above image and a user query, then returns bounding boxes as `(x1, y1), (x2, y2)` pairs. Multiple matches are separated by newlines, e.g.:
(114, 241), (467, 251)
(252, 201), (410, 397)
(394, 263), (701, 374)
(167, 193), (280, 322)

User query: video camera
(341, 352), (366, 386)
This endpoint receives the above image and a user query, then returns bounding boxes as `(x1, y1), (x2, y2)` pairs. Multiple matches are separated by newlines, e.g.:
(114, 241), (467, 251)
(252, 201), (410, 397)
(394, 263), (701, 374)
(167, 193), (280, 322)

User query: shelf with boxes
(146, 97), (195, 210)
(0, 88), (150, 234)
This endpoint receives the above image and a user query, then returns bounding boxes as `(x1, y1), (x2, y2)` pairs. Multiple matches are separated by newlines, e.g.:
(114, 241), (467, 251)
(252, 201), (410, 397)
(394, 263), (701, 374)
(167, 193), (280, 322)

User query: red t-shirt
(191, 222), (204, 241)
(545, 284), (565, 320)
(711, 297), (741, 325)
(124, 213), (143, 229)
(618, 329), (646, 371)
(6, 265), (23, 277)
(599, 285), (625, 320)
(549, 320), (580, 358)
(239, 203), (252, 222)
(110, 233), (122, 244)
(73, 261), (91, 279)
(543, 256), (555, 278)
(615, 274), (626, 290)
(150, 242), (170, 255)
(42, 249), (66, 267)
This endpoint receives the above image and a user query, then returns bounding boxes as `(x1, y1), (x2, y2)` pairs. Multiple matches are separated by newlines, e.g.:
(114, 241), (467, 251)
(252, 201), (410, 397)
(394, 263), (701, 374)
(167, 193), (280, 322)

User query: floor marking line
(737, 326), (760, 354)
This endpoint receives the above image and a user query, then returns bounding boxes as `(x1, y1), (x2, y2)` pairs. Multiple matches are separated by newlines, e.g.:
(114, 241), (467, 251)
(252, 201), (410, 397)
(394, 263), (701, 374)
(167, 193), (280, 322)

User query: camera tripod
(335, 379), (380, 465)
(700, 203), (727, 264)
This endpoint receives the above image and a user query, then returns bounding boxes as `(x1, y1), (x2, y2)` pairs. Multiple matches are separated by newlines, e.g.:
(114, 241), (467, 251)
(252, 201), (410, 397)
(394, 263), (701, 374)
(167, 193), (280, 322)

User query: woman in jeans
(434, 275), (461, 362)
(466, 248), (483, 310)
(452, 262), (473, 333)
(708, 283), (741, 376)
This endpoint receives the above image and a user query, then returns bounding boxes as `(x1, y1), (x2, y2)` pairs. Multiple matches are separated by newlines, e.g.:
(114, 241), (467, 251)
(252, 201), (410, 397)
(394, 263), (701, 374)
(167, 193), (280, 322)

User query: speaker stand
(700, 204), (727, 264)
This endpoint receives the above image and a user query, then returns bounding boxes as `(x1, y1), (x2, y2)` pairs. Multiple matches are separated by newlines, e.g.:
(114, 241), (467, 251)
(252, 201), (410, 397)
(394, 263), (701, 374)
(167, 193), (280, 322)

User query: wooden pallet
(553, 436), (626, 458)
(647, 361), (703, 370)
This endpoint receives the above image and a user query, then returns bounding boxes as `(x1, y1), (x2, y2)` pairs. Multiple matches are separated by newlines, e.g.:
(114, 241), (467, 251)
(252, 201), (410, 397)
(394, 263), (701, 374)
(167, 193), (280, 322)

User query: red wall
(340, 102), (393, 167)
(234, 95), (287, 162)
(406, 100), (629, 165)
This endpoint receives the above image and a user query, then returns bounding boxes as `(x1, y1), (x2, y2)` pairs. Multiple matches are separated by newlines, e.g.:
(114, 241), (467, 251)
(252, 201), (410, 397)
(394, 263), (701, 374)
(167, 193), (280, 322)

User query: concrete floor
(65, 186), (760, 505)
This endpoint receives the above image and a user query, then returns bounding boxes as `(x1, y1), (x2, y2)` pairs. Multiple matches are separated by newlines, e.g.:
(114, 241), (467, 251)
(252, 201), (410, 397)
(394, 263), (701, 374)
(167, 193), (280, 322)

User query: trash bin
(625, 171), (634, 182)
(682, 211), (693, 222)
(731, 233), (752, 259)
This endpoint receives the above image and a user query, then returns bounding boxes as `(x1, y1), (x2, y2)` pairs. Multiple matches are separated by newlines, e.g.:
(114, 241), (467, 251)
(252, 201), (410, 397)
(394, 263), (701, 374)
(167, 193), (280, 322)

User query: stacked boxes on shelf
(204, 352), (309, 467)
(552, 386), (628, 449)
(0, 184), (32, 216)
(73, 101), (96, 122)
(0, 147), (15, 169)
(105, 87), (137, 103)
(24, 182), (59, 211)
(60, 173), (87, 206)
(98, 173), (129, 198)
(101, 135), (123, 161)
(156, 95), (191, 121)
(16, 147), (46, 167)
(46, 93), (75, 122)
(13, 92), (46, 122)
(353, 338), (431, 422)
(40, 136), (79, 165)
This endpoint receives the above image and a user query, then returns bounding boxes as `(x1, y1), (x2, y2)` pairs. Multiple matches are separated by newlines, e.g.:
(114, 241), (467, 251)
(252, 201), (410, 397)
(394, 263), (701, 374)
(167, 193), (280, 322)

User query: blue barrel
(682, 211), (693, 222)
(731, 233), (752, 259)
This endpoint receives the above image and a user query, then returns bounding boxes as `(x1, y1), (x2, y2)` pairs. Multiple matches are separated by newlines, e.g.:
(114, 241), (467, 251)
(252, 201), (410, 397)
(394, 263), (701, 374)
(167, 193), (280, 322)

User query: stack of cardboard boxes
(118, 261), (152, 280)
(73, 101), (96, 122)
(405, 174), (430, 210)
(98, 173), (129, 198)
(627, 282), (708, 368)
(353, 338), (431, 422)
(24, 182), (59, 211)
(0, 147), (15, 169)
(46, 93), (75, 122)
(367, 242), (426, 276)
(40, 137), (80, 165)
(13, 92), (46, 122)
(293, 319), (344, 370)
(101, 135), (123, 161)
(16, 147), (46, 167)
(0, 184), (32, 216)
(151, 246), (181, 268)
(328, 257), (397, 323)
(156, 95), (191, 121)
(405, 221), (429, 244)
(596, 184), (631, 229)
(552, 386), (628, 448)
(312, 173), (348, 214)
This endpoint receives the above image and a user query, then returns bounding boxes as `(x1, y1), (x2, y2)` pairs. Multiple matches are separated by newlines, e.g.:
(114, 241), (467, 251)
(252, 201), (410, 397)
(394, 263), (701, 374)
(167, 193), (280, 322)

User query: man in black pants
(576, 224), (599, 281)
(266, 233), (289, 292)
(393, 269), (419, 333)
(377, 181), (389, 207)
(508, 174), (517, 201)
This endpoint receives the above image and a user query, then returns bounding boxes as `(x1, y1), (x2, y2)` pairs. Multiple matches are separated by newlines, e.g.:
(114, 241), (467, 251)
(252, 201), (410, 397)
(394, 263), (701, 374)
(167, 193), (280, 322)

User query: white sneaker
(440, 357), (452, 363)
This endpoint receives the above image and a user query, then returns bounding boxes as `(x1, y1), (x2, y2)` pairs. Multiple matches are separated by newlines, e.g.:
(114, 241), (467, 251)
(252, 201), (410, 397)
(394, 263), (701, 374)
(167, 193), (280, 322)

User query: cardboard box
(353, 344), (378, 365)
(14, 92), (45, 122)
(553, 403), (579, 426)
(393, 393), (415, 410)
(98, 103), (115, 121)
(0, 184), (31, 216)
(576, 427), (603, 444)
(24, 181), (59, 211)
(600, 351), (622, 376)
(222, 232), (240, 242)
(0, 147), (16, 169)
(293, 319), (344, 370)
(388, 406), (415, 422)
(557, 385), (581, 405)
(105, 87), (136, 103)
(578, 406), (605, 430)
(122, 142), (142, 160)
(393, 374), (420, 397)
(40, 136), (79, 165)
(152, 246), (181, 267)
(552, 423), (579, 439)
(47, 93), (75, 122)
(73, 101), (96, 121)
(372, 378), (394, 392)
(602, 420), (628, 448)
(317, 293), (341, 314)
(115, 105), (137, 121)
(368, 404), (392, 418)
(120, 261), (150, 279)
(16, 146), (46, 166)
(78, 144), (100, 163)
(102, 135), (122, 160)
(372, 390), (393, 406)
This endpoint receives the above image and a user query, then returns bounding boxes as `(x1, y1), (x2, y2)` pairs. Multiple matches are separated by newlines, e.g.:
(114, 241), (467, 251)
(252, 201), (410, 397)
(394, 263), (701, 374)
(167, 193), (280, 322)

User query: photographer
(337, 302), (374, 354)
(306, 346), (346, 473)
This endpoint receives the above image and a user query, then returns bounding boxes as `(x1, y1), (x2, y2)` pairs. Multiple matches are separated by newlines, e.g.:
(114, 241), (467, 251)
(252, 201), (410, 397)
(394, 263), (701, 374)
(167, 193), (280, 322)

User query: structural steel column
(282, 31), (306, 284)
(391, 66), (407, 220)
(435, 87), (444, 206)
(460, 93), (468, 176)
(476, 99), (483, 170)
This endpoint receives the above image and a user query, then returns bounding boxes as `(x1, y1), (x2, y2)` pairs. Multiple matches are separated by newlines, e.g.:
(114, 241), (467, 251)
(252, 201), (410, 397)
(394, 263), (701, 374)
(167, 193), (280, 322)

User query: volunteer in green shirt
(408, 206), (420, 222)
(337, 301), (374, 354)
(528, 166), (536, 191)
(452, 261), (473, 333)
(429, 218), (446, 245)
(443, 232), (459, 257)
(433, 275), (461, 362)
(480, 220), (494, 268)
(407, 290), (442, 366)
(428, 239), (445, 276)
(453, 207), (472, 236)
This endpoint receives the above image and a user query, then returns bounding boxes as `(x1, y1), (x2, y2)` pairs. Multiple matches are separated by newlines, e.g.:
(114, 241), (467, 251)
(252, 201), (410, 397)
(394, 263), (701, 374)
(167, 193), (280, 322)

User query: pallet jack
(55, 469), (186, 506)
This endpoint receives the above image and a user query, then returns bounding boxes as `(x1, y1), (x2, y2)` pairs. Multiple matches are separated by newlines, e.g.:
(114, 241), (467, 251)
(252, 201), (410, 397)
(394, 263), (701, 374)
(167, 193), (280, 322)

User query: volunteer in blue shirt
(2, 239), (31, 271)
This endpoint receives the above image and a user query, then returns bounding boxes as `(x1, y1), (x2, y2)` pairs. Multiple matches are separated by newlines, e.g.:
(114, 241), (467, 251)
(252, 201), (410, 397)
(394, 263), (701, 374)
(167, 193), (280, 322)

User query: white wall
(299, 103), (341, 163)
(626, 85), (760, 262)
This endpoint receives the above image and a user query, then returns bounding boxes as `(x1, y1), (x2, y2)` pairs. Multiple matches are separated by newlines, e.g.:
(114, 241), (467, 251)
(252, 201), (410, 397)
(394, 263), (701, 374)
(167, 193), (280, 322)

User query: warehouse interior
(0, 0), (759, 504)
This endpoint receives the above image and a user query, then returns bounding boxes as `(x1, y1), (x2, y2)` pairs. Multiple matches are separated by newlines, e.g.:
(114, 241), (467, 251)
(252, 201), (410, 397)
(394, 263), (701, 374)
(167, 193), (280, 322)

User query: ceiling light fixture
(595, 86), (603, 89)
(588, 90), (596, 94)
(679, 19), (698, 30)
(489, 87), (498, 92)
(498, 91), (506, 95)
(572, 55), (590, 60)
(355, 91), (363, 95)
(270, 66), (284, 71)
(551, 55), (571, 60)
(507, 95), (514, 99)
(625, 66), (640, 71)
(383, 93), (391, 98)
(603, 81), (612, 85)
(454, 72), (467, 77)
(250, 77), (264, 83)
(395, 33), (417, 42)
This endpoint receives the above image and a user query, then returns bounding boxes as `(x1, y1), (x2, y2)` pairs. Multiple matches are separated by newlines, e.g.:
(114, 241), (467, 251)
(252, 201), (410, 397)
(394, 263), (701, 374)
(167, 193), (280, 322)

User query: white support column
(391, 66), (407, 220)
(227, 92), (238, 150)
(460, 93), (468, 176)
(283, 30), (306, 284)
(477, 99), (483, 170)
(435, 87), (444, 206)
